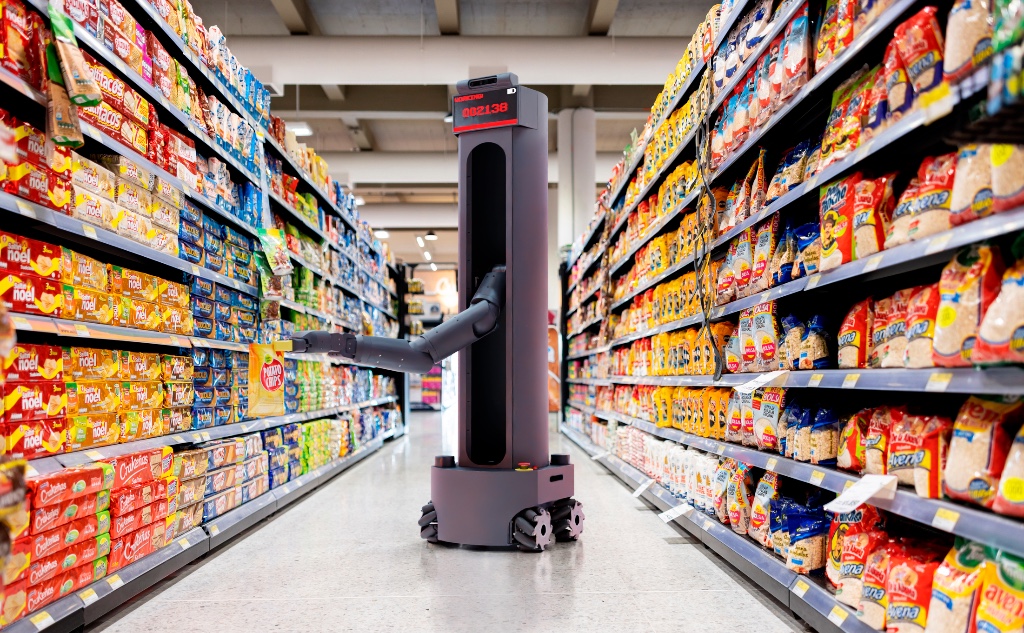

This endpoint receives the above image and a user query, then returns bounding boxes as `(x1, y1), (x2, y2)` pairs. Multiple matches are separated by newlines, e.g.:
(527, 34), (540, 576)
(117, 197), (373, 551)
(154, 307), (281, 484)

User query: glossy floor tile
(91, 412), (812, 633)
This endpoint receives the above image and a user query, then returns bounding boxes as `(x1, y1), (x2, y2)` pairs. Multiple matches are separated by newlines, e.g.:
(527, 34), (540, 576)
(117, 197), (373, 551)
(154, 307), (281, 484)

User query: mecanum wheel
(512, 507), (552, 552)
(419, 501), (439, 543)
(551, 498), (584, 542)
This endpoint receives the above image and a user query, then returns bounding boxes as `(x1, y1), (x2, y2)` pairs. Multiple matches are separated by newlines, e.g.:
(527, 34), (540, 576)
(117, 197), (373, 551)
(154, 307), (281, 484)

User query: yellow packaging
(64, 347), (120, 381)
(160, 305), (192, 335)
(975, 552), (1024, 632)
(60, 248), (108, 291)
(123, 298), (163, 330)
(248, 343), (284, 418)
(70, 152), (115, 200)
(120, 381), (164, 411)
(66, 413), (121, 451)
(65, 381), (121, 416)
(113, 178), (152, 215)
(114, 208), (158, 244)
(119, 351), (161, 381)
(62, 285), (120, 325)
(157, 279), (189, 308)
(70, 185), (118, 231)
(112, 267), (160, 303)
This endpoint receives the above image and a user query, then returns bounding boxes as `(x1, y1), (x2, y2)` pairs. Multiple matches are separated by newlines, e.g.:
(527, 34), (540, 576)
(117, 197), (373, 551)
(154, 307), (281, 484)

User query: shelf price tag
(209, 524), (221, 536)
(85, 450), (104, 461)
(925, 372), (954, 392)
(931, 507), (961, 532)
(808, 373), (824, 388)
(702, 518), (714, 531)
(805, 274), (823, 290)
(841, 373), (860, 389)
(823, 474), (898, 513)
(715, 443), (726, 455)
(75, 324), (90, 337)
(766, 458), (779, 471)
(925, 232), (954, 256)
(810, 471), (827, 486)
(11, 316), (32, 331)
(15, 200), (36, 219)
(178, 537), (191, 550)
(29, 611), (54, 630)
(793, 579), (810, 597)
(632, 478), (654, 497)
(82, 225), (98, 239)
(863, 254), (884, 273)
(828, 606), (849, 626)
(658, 505), (690, 523)
(79, 588), (99, 606)
(107, 574), (124, 590)
(591, 451), (609, 461)
(24, 463), (37, 477)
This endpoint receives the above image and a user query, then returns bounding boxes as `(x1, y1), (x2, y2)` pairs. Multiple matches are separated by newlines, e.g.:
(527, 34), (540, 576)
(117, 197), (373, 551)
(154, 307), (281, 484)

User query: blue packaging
(214, 406), (233, 426)
(191, 348), (209, 366)
(211, 368), (230, 387)
(224, 227), (251, 250)
(213, 387), (231, 407)
(228, 244), (252, 266)
(231, 262), (251, 284)
(284, 368), (297, 383)
(214, 285), (232, 304)
(262, 427), (283, 450)
(193, 366), (212, 386)
(194, 386), (214, 407)
(193, 317), (214, 338)
(192, 296), (215, 319)
(235, 401), (248, 422)
(179, 220), (203, 245)
(233, 308), (256, 328)
(181, 200), (203, 225)
(287, 460), (302, 481)
(180, 241), (203, 265)
(229, 351), (248, 369)
(232, 370), (248, 386)
(283, 382), (299, 399)
(214, 320), (232, 341)
(193, 407), (215, 429)
(268, 446), (287, 469)
(232, 291), (257, 311)
(213, 302), (231, 322)
(202, 215), (224, 239)
(204, 250), (226, 274)
(191, 276), (214, 298)
(282, 424), (301, 445)
(210, 349), (228, 368)
(235, 325), (256, 343)
(234, 385), (248, 402)
(203, 231), (225, 256)
(284, 358), (297, 371)
(269, 467), (288, 489)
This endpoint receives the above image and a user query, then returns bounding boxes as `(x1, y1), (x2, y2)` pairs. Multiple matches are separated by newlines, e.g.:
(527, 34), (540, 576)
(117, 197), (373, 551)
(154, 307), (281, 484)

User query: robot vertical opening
(466, 141), (507, 465)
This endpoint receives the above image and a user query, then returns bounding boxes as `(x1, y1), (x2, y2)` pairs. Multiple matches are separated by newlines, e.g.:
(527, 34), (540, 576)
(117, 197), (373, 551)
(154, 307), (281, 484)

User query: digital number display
(452, 88), (519, 134)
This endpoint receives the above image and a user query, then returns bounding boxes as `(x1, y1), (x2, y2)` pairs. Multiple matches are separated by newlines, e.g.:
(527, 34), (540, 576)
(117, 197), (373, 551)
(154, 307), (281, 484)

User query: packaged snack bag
(944, 395), (1023, 507)
(924, 539), (989, 633)
(837, 529), (888, 607)
(819, 175), (859, 271)
(798, 314), (830, 369)
(810, 408), (841, 465)
(933, 244), (1005, 367)
(838, 409), (871, 472)
(853, 174), (896, 259)
(752, 301), (780, 371)
(733, 227), (755, 298)
(865, 405), (896, 475)
(752, 386), (785, 451)
(827, 505), (884, 587)
(991, 144), (1024, 212)
(786, 504), (829, 573)
(944, 0), (993, 82)
(909, 153), (957, 242)
(748, 470), (778, 548)
(972, 551), (1024, 633)
(975, 236), (1024, 365)
(883, 42), (914, 121)
(864, 65), (889, 135)
(888, 411), (919, 485)
(893, 7), (946, 95)
(838, 298), (873, 368)
(816, 0), (840, 72)
(248, 343), (284, 418)
(780, 315), (805, 370)
(726, 461), (753, 534)
(993, 424), (1024, 517)
(950, 144), (994, 226)
(912, 414), (954, 499)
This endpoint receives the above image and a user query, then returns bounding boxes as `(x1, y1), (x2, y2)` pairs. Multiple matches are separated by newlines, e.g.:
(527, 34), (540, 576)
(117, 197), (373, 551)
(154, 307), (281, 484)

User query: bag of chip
(727, 461), (753, 534)
(853, 174), (896, 259)
(933, 244), (1005, 367)
(975, 236), (1024, 365)
(247, 343), (284, 418)
(894, 7), (946, 95)
(749, 470), (779, 548)
(924, 539), (990, 633)
(904, 283), (941, 368)
(944, 395), (1023, 508)
(838, 409), (871, 472)
(909, 153), (957, 242)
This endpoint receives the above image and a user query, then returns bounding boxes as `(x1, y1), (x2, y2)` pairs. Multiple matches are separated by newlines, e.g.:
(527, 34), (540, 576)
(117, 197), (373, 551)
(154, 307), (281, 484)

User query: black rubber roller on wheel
(418, 510), (437, 527)
(421, 502), (435, 514)
(421, 524), (438, 542)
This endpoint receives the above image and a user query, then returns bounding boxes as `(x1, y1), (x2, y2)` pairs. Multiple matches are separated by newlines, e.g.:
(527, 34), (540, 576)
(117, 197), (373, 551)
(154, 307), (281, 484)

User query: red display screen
(452, 88), (519, 133)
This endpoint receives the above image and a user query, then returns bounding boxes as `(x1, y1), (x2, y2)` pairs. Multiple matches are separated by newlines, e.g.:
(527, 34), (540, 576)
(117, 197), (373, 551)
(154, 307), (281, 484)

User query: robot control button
(434, 456), (456, 468)
(550, 454), (571, 466)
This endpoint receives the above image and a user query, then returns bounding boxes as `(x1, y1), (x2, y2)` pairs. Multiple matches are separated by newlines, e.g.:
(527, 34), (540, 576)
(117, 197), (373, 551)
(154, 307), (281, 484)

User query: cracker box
(179, 241), (203, 266)
(111, 267), (159, 303)
(0, 232), (62, 280)
(98, 446), (172, 489)
(160, 355), (193, 382)
(205, 439), (242, 470)
(4, 418), (66, 459)
(203, 465), (238, 497)
(70, 152), (115, 200)
(70, 185), (118, 231)
(149, 226), (179, 256)
(114, 208), (158, 244)
(108, 522), (163, 573)
(173, 449), (209, 481)
(100, 19), (151, 84)
(119, 408), (165, 442)
(119, 381), (163, 411)
(2, 499), (29, 541)
(63, 285), (121, 325)
(3, 344), (63, 382)
(29, 511), (110, 560)
(64, 347), (120, 381)
(28, 532), (110, 586)
(109, 498), (167, 539)
(110, 477), (169, 516)
(113, 177), (152, 215)
(202, 485), (240, 521)
(149, 197), (179, 231)
(1, 0), (39, 87)
(65, 381), (121, 416)
(164, 381), (194, 408)
(123, 297), (163, 330)
(151, 177), (182, 207)
(60, 248), (108, 292)
(161, 305), (192, 335)
(30, 489), (110, 535)
(26, 558), (106, 613)
(82, 52), (150, 128)
(1, 578), (27, 625)
(117, 351), (160, 382)
(157, 279), (188, 308)
(27, 463), (114, 508)
(2, 382), (66, 421)
(96, 154), (152, 190)
(79, 101), (148, 155)
(0, 274), (63, 317)
(176, 475), (205, 507)
(160, 406), (192, 433)
(65, 413), (121, 451)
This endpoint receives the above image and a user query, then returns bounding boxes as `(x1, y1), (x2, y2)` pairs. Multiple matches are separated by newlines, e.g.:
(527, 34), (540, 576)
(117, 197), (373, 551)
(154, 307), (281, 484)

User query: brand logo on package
(260, 357), (284, 391)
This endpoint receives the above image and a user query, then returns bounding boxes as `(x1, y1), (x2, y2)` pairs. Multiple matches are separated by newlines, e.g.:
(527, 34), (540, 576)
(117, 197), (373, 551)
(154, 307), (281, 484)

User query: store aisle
(93, 412), (811, 633)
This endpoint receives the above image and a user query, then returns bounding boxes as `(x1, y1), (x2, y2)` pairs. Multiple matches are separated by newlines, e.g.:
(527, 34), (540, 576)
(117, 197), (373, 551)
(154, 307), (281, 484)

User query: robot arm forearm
(287, 266), (505, 374)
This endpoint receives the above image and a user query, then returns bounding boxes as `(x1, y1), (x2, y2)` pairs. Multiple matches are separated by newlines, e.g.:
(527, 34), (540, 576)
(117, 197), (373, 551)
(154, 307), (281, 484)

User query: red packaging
(837, 298), (873, 368)
(98, 446), (173, 490)
(65, 0), (100, 35)
(0, 273), (63, 317)
(893, 7), (945, 95)
(827, 504), (885, 587)
(79, 100), (148, 155)
(28, 533), (108, 586)
(29, 512), (108, 560)
(110, 498), (167, 539)
(3, 537), (30, 585)
(2, 381), (67, 422)
(108, 522), (162, 572)
(3, 499), (29, 541)
(909, 153), (957, 241)
(100, 18), (151, 84)
(1, 0), (39, 87)
(819, 174), (862, 272)
(3, 343), (63, 382)
(4, 165), (71, 213)
(852, 174), (896, 259)
(163, 127), (197, 165)
(5, 419), (66, 459)
(0, 232), (63, 280)
(82, 52), (151, 128)
(98, 0), (142, 47)
(110, 478), (168, 516)
(885, 551), (942, 633)
(30, 489), (110, 535)
(28, 463), (115, 508)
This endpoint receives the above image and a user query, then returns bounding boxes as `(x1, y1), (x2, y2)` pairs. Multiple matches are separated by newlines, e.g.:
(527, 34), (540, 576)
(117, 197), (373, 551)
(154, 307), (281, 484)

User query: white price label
(925, 372), (954, 392)
(862, 254), (884, 273)
(178, 537), (191, 550)
(807, 373), (824, 388)
(209, 524), (221, 536)
(29, 611), (54, 630)
(85, 450), (104, 460)
(702, 519), (714, 531)
(25, 463), (37, 477)
(658, 505), (690, 523)
(107, 574), (124, 590)
(805, 274), (823, 290)
(79, 588), (98, 606)
(932, 508), (961, 532)
(766, 458), (779, 471)
(715, 443), (726, 455)
(823, 474), (898, 513)
(793, 580), (810, 597)
(632, 478), (654, 497)
(82, 225), (98, 239)
(829, 606), (849, 626)
(15, 200), (36, 219)
(758, 291), (770, 304)
(810, 471), (826, 486)
(75, 324), (90, 338)
(925, 232), (954, 256)
(11, 316), (31, 331)
(841, 373), (860, 389)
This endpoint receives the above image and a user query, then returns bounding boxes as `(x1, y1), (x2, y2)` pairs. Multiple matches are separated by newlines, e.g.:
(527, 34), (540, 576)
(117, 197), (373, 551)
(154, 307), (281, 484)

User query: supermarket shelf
(565, 344), (611, 361)
(272, 469), (319, 509)
(189, 338), (248, 351)
(566, 250), (605, 294)
(11, 311), (193, 348)
(566, 212), (606, 270)
(0, 63), (43, 103)
(3, 593), (83, 633)
(204, 490), (275, 549)
(80, 527), (210, 626)
(565, 283), (602, 318)
(561, 423), (875, 633)
(269, 190), (330, 242)
(609, 195), (698, 277)
(567, 314), (604, 337)
(611, 245), (698, 311)
(609, 312), (704, 347)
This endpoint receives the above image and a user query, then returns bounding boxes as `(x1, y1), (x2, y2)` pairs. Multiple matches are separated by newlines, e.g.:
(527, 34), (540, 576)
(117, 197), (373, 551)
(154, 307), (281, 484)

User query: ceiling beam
(339, 115), (374, 151)
(586, 0), (620, 35)
(269, 0), (322, 35)
(571, 84), (592, 98)
(360, 204), (458, 229)
(434, 0), (460, 35)
(230, 36), (687, 86)
(321, 85), (345, 101)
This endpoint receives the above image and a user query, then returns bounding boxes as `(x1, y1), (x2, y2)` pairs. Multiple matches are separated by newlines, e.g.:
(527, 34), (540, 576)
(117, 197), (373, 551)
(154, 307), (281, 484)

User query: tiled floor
(91, 411), (811, 632)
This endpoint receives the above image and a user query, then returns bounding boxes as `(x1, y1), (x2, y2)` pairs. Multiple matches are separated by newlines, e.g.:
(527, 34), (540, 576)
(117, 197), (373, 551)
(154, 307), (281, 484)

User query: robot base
(419, 459), (584, 551)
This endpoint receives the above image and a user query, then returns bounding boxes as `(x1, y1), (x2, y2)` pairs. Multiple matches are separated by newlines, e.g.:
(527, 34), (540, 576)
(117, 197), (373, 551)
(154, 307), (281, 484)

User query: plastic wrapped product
(976, 243), (1024, 365)
(810, 408), (841, 465)
(950, 144), (994, 226)
(779, 315), (805, 370)
(853, 174), (896, 259)
(991, 144), (1024, 212)
(883, 42), (914, 122)
(770, 225), (798, 286)
(864, 65), (889, 135)
(748, 471), (779, 548)
(798, 314), (830, 369)
(741, 389), (757, 447)
(904, 283), (941, 368)
(713, 457), (736, 523)
(838, 298), (873, 368)
(944, 394), (1023, 507)
(865, 405), (896, 475)
(894, 7), (946, 95)
(724, 323), (743, 373)
(739, 307), (757, 371)
(975, 550), (1024, 632)
(944, 0), (992, 82)
(726, 461), (753, 534)
(753, 386), (786, 451)
(717, 242), (738, 304)
(886, 549), (942, 633)
(860, 539), (902, 630)
(909, 153), (957, 242)
(816, 0), (840, 73)
(786, 504), (828, 573)
(912, 414), (954, 498)
(827, 505), (884, 588)
(886, 178), (921, 249)
(792, 406), (814, 462)
(781, 4), (811, 101)
(819, 174), (861, 272)
(837, 529), (887, 607)
(933, 244), (1005, 367)
(726, 389), (745, 443)
(924, 539), (989, 633)
(733, 227), (755, 298)
(794, 222), (821, 278)
(881, 288), (914, 368)
(869, 296), (892, 368)
(887, 410), (919, 485)
(771, 497), (795, 557)
(993, 423), (1024, 516)
(838, 409), (871, 472)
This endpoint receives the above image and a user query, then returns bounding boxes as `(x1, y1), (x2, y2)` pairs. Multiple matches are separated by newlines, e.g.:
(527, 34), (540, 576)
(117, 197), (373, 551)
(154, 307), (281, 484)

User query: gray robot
(287, 73), (584, 551)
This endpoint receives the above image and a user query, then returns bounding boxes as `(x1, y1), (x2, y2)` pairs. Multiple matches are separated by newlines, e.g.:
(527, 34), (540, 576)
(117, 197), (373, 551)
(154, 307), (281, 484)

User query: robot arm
(287, 266), (505, 374)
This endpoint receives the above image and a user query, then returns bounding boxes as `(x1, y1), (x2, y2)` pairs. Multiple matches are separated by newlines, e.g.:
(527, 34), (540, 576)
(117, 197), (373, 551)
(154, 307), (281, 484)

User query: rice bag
(894, 7), (946, 95)
(923, 539), (989, 633)
(767, 141), (810, 202)
(753, 300), (780, 371)
(756, 38), (782, 127)
(950, 144), (994, 226)
(944, 0), (993, 83)
(883, 41), (914, 121)
(975, 550), (1024, 633)
(781, 5), (811, 101)
(991, 144), (1024, 212)
(734, 227), (755, 297)
(864, 65), (890, 134)
(860, 539), (903, 629)
(886, 550), (942, 633)
(724, 323), (743, 373)
(726, 461), (753, 534)
(771, 497), (795, 557)
(839, 298), (873, 368)
(913, 414), (954, 499)
(886, 178), (921, 249)
(993, 424), (1024, 517)
(781, 315), (805, 370)
(881, 287), (914, 368)
(887, 410), (920, 485)
(909, 153), (957, 242)
(770, 224), (798, 286)
(835, 71), (872, 165)
(869, 296), (893, 368)
(837, 529), (888, 607)
(793, 406), (814, 462)
(838, 409), (871, 472)
(804, 139), (823, 179)
(749, 471), (779, 548)
(753, 386), (786, 451)
(810, 408), (841, 465)
(820, 174), (861, 271)
(827, 505), (884, 588)
(933, 244), (1005, 367)
(798, 314), (830, 369)
(749, 215), (779, 293)
(865, 405), (898, 475)
(740, 390), (756, 447)
(717, 242), (738, 304)
(904, 283), (941, 368)
(853, 173), (896, 259)
(944, 394), (1023, 507)
(786, 504), (829, 573)
(795, 222), (821, 277)
(976, 238), (1024, 364)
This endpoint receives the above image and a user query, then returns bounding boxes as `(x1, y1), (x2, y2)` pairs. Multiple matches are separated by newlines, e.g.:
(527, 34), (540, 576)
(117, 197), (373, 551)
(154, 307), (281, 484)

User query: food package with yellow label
(0, 232), (63, 280)
(60, 248), (109, 292)
(120, 409), (166, 442)
(66, 413), (121, 451)
(4, 344), (64, 382)
(69, 185), (119, 232)
(0, 274), (64, 317)
(63, 347), (120, 381)
(110, 267), (159, 303)
(4, 418), (66, 459)
(2, 382), (67, 421)
(118, 351), (161, 382)
(119, 381), (164, 411)
(160, 305), (193, 335)
(248, 343), (284, 418)
(65, 381), (121, 416)
(61, 285), (120, 325)
(122, 297), (163, 331)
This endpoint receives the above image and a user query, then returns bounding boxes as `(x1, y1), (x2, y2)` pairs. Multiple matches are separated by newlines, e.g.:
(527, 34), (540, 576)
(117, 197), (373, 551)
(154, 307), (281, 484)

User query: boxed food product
(69, 152), (115, 200)
(60, 249), (108, 292)
(119, 408), (166, 442)
(0, 232), (62, 280)
(29, 511), (110, 560)
(160, 406), (192, 433)
(1, 0), (40, 87)
(82, 52), (150, 128)
(118, 351), (160, 381)
(28, 532), (110, 586)
(64, 347), (120, 382)
(114, 208), (157, 244)
(109, 498), (168, 539)
(27, 460), (114, 505)
(157, 279), (188, 308)
(113, 177), (152, 215)
(202, 485), (241, 521)
(0, 274), (64, 317)
(70, 185), (118, 230)
(30, 489), (110, 535)
(149, 197), (179, 232)
(111, 267), (159, 303)
(3, 343), (63, 382)
(107, 522), (162, 573)
(79, 101), (147, 155)
(173, 449), (209, 481)
(151, 177), (182, 207)
(119, 381), (163, 411)
(65, 413), (121, 451)
(62, 285), (121, 325)
(65, 381), (120, 416)
(160, 355), (193, 382)
(98, 446), (172, 489)
(100, 19), (151, 84)
(110, 477), (170, 516)
(4, 418), (66, 459)
(164, 381), (194, 408)
(203, 465), (238, 497)
(2, 382), (67, 421)
(122, 297), (163, 330)
(97, 154), (153, 190)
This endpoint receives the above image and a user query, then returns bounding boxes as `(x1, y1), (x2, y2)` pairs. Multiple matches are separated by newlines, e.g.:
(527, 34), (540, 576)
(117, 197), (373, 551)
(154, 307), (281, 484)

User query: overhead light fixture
(374, 229), (389, 239)
(354, 196), (365, 206)
(416, 236), (425, 248)
(424, 230), (438, 241)
(285, 121), (313, 137)
(430, 263), (437, 271)
(424, 251), (432, 261)
(443, 114), (453, 123)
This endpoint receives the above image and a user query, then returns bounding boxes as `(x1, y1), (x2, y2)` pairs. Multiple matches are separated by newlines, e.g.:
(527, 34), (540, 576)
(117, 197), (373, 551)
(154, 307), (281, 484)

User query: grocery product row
(0, 406), (396, 632)
(562, 418), (1024, 633)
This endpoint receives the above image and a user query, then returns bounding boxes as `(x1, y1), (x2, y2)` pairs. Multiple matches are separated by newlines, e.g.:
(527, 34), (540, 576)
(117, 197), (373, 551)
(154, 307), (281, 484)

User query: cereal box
(65, 381), (121, 416)
(0, 232), (62, 280)
(4, 419), (65, 459)
(2, 382), (66, 421)
(65, 413), (121, 451)
(3, 344), (63, 382)
(65, 347), (120, 381)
